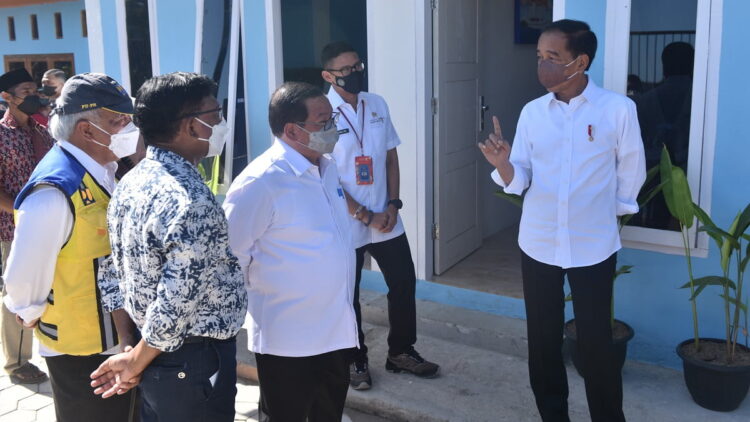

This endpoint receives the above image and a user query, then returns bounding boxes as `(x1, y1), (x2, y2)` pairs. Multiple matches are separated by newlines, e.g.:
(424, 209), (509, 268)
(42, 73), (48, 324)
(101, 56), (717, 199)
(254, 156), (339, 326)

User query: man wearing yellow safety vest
(2, 73), (140, 421)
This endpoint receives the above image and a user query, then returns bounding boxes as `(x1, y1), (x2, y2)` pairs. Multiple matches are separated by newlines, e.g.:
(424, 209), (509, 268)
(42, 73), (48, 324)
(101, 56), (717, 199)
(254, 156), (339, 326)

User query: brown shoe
(10, 362), (48, 384)
(385, 347), (439, 378)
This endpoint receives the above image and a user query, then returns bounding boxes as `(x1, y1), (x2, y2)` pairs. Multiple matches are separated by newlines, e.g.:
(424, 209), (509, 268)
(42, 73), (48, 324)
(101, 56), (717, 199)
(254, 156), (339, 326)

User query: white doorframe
(114, 0), (131, 94)
(552, 0), (566, 20)
(222, 0), (241, 190)
(194, 0), (204, 73)
(84, 0), (105, 73)
(147, 0), (160, 75)
(265, 0), (283, 95)
(416, 0), (433, 281)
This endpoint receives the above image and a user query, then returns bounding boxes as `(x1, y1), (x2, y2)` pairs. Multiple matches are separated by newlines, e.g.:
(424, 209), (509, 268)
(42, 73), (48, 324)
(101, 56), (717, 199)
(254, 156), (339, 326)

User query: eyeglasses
(296, 112), (340, 131)
(324, 61), (365, 77)
(176, 106), (223, 120)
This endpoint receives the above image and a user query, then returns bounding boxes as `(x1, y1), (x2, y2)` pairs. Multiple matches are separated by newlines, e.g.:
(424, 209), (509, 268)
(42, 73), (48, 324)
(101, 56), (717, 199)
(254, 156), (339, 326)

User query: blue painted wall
(243, 0), (275, 158)
(564, 0), (606, 86)
(154, 0), (195, 74)
(0, 0), (90, 75)
(98, 0), (123, 83)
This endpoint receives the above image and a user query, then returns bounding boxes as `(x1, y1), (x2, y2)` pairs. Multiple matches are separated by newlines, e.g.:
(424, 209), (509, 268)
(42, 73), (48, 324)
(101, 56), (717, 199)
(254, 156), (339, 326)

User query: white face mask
(295, 125), (340, 154)
(195, 117), (229, 157)
(88, 121), (140, 159)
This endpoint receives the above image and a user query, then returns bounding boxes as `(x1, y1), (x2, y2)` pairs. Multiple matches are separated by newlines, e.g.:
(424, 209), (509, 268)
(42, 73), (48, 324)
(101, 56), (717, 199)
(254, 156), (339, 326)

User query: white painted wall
(366, 0), (432, 279)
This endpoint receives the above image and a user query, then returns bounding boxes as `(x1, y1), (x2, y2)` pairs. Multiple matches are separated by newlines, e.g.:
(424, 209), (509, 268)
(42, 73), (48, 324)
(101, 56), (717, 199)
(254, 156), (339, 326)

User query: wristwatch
(387, 199), (403, 210)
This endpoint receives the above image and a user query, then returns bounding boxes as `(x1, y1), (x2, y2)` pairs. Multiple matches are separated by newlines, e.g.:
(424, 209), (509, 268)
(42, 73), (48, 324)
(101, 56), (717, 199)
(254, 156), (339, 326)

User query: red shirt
(0, 110), (54, 241)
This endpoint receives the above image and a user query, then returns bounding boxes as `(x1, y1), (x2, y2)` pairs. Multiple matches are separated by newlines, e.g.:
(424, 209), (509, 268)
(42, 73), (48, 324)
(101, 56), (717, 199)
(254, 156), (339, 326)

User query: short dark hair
(321, 41), (357, 69)
(542, 19), (597, 70)
(134, 72), (217, 145)
(43, 69), (67, 82)
(269, 82), (325, 137)
(662, 42), (694, 78)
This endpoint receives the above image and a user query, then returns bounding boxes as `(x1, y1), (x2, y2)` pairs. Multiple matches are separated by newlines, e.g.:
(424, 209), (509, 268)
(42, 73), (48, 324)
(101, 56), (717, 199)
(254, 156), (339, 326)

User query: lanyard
(338, 100), (366, 154)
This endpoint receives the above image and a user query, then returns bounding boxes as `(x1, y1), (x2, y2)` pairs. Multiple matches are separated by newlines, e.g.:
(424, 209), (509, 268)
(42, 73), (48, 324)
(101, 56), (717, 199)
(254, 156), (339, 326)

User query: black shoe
(385, 347), (440, 378)
(350, 361), (372, 390)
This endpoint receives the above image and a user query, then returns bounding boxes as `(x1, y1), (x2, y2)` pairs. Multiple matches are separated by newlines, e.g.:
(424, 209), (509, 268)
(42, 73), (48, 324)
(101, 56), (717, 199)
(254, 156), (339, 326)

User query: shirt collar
(272, 138), (322, 178)
(326, 86), (364, 112)
(59, 140), (118, 194)
(547, 76), (601, 106)
(145, 145), (203, 179)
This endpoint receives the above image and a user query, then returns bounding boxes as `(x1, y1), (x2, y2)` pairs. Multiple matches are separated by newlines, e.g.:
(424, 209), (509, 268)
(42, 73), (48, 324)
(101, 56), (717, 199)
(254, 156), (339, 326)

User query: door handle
(479, 96), (490, 132)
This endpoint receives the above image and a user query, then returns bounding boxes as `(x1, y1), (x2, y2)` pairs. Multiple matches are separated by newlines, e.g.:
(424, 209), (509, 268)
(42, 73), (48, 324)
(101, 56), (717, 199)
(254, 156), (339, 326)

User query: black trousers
(521, 251), (625, 422)
(46, 354), (135, 422)
(139, 337), (237, 422)
(255, 349), (350, 422)
(353, 233), (417, 362)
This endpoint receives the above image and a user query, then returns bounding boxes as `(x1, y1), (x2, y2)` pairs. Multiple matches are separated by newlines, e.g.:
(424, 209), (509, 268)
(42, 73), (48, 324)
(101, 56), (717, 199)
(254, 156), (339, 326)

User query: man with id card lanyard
(322, 41), (440, 391)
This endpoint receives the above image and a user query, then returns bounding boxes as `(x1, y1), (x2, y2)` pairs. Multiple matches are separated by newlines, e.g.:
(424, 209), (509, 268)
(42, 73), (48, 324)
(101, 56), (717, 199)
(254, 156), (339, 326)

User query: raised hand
(478, 116), (511, 169)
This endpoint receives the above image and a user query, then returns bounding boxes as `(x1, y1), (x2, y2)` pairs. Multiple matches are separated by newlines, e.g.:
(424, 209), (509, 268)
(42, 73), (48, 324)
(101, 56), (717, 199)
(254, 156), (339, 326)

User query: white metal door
(433, 0), (482, 275)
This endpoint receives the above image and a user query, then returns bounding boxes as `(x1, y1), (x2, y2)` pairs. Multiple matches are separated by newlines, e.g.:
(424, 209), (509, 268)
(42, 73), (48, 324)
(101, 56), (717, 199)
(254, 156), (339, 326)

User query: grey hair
(49, 109), (100, 141)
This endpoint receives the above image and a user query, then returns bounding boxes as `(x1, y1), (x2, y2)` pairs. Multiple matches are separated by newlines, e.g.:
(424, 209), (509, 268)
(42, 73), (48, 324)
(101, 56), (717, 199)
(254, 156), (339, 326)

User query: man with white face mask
(2, 73), (137, 421)
(223, 82), (359, 421)
(479, 20), (646, 422)
(91, 72), (247, 422)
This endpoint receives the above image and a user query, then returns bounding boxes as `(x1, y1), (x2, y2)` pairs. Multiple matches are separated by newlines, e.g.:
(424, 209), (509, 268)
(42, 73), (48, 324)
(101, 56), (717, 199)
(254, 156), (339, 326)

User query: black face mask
(15, 94), (44, 115)
(334, 70), (365, 95)
(39, 85), (57, 97)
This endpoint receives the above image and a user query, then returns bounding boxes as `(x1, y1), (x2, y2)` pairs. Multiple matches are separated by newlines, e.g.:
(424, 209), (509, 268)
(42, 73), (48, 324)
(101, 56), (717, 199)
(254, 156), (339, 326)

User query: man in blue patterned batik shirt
(92, 72), (247, 422)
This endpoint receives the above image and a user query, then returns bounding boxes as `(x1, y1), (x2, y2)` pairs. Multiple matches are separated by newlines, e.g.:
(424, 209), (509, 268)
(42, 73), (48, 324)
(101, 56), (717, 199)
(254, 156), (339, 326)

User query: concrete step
(349, 289), (750, 422)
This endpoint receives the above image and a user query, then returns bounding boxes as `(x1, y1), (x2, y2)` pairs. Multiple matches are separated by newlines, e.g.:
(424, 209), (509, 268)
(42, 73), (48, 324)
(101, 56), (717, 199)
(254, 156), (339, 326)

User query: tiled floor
(432, 225), (523, 298)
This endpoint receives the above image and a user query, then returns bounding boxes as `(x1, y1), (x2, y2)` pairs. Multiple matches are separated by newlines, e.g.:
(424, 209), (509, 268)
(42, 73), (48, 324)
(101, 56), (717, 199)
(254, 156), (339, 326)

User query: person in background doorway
(40, 69), (67, 102)
(479, 20), (645, 421)
(320, 41), (439, 391)
(0, 67), (53, 386)
(3, 73), (138, 421)
(224, 82), (359, 421)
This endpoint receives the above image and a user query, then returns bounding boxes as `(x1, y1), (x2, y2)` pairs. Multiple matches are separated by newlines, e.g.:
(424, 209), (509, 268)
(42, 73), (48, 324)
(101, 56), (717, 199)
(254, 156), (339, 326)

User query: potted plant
(660, 146), (750, 411)
(495, 164), (664, 376)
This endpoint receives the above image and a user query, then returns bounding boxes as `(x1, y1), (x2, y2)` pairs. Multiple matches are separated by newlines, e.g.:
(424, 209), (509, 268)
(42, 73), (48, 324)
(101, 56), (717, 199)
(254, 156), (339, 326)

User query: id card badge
(355, 155), (374, 185)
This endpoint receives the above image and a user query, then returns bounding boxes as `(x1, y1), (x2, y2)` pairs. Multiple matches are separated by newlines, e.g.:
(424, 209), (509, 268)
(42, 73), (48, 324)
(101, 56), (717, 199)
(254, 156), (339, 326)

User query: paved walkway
(0, 336), (383, 422)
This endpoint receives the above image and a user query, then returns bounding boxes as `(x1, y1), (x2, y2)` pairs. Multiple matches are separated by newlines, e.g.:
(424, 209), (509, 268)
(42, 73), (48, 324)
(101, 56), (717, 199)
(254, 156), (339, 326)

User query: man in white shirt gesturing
(479, 20), (646, 422)
(223, 82), (359, 421)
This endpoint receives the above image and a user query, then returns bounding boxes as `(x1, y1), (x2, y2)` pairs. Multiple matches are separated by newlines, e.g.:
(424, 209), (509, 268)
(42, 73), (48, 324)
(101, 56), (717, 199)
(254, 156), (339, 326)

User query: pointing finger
(492, 116), (503, 139)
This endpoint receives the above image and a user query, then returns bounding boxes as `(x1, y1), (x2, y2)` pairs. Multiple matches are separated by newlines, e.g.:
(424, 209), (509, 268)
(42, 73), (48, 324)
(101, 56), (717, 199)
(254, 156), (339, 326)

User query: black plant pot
(676, 338), (750, 412)
(563, 319), (634, 377)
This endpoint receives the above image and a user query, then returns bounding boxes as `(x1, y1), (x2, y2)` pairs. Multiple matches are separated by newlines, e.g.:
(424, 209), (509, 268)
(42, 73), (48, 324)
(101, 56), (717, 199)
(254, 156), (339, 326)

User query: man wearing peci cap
(2, 73), (140, 421)
(0, 67), (53, 385)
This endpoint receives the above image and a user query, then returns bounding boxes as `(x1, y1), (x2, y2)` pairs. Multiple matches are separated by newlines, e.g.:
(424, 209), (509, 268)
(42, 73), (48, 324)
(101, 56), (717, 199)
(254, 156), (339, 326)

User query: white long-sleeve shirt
(492, 78), (646, 269)
(3, 141), (117, 356)
(223, 139), (359, 357)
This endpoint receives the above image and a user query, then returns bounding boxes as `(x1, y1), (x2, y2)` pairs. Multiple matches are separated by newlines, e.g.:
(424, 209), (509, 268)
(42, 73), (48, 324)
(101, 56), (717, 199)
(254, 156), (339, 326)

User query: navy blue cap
(53, 73), (133, 116)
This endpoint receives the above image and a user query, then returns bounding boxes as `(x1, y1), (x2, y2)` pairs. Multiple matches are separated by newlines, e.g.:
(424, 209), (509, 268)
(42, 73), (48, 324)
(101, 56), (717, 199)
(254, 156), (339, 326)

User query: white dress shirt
(328, 88), (404, 248)
(492, 78), (646, 269)
(3, 141), (118, 356)
(223, 139), (359, 357)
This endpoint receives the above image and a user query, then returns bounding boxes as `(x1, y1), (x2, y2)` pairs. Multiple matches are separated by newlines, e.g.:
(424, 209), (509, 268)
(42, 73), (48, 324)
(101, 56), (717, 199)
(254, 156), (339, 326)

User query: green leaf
(720, 294), (749, 313)
(614, 265), (634, 280)
(721, 214), (741, 273)
(731, 203), (750, 239)
(680, 275), (736, 291)
(494, 190), (523, 208)
(660, 147), (694, 228)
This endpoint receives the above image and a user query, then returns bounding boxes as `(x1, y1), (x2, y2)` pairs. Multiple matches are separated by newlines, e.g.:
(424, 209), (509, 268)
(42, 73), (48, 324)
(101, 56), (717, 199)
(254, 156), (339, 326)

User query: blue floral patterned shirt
(99, 146), (247, 352)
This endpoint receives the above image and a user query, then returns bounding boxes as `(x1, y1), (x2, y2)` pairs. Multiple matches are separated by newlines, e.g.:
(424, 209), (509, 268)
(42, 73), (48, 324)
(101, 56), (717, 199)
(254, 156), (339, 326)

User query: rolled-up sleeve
(615, 99), (647, 216)
(222, 177), (274, 284)
(491, 108), (532, 195)
(139, 204), (219, 352)
(3, 187), (71, 322)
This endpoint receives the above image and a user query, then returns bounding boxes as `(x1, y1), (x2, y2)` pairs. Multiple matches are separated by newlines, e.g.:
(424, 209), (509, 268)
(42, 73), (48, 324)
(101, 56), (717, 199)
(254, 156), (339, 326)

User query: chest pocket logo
(78, 182), (96, 206)
(370, 111), (384, 125)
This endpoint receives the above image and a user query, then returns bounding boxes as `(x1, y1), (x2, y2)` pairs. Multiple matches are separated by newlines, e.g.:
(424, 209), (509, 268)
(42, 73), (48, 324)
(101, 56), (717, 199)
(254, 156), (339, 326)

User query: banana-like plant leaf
(614, 265), (634, 279)
(680, 275), (736, 291)
(720, 294), (749, 313)
(691, 284), (708, 301)
(494, 190), (524, 208)
(721, 214), (741, 273)
(732, 203), (750, 239)
(660, 148), (694, 228)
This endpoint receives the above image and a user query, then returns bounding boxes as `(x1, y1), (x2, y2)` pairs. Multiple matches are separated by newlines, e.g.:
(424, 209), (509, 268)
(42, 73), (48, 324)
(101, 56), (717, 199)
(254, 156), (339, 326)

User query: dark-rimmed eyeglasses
(176, 106), (223, 120)
(324, 61), (365, 77)
(296, 112), (340, 131)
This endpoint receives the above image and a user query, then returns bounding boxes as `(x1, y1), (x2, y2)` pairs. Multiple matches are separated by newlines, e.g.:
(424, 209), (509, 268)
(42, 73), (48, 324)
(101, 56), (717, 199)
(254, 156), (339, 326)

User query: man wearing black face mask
(479, 20), (645, 422)
(0, 67), (53, 386)
(321, 41), (439, 391)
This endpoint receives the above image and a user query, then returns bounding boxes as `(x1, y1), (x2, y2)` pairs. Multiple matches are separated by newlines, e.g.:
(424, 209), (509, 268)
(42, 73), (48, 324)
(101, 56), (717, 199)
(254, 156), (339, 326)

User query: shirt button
(177, 372), (186, 379)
